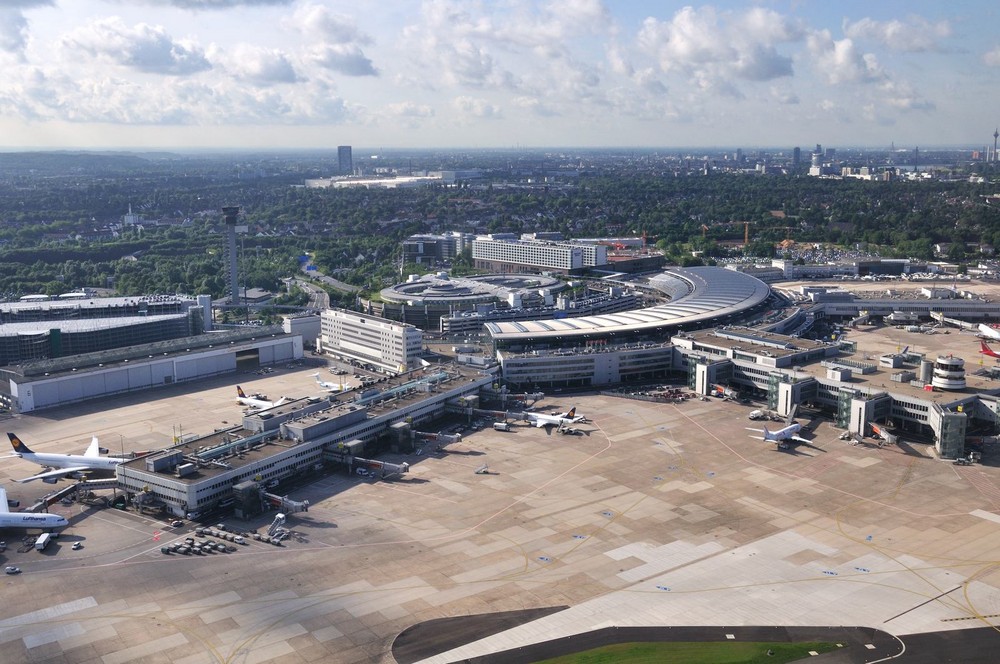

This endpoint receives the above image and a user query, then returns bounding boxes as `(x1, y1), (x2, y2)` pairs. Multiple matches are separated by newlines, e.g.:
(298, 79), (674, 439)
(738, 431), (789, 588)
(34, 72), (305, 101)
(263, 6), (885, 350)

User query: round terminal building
(363, 273), (566, 330)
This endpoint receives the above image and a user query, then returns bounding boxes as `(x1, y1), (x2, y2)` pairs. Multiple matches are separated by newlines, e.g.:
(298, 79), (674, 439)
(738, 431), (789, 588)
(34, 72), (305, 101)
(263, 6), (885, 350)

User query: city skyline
(1, 1), (998, 151)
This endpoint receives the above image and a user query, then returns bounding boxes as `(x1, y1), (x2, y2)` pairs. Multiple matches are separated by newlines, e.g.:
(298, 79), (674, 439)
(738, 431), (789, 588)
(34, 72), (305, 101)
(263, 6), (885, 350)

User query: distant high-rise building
(337, 145), (353, 174)
(735, 148), (743, 163)
(824, 147), (836, 161)
(792, 147), (801, 166)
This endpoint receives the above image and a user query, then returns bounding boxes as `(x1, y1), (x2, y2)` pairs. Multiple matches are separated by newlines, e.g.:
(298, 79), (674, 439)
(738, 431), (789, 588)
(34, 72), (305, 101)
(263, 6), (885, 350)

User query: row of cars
(162, 538), (235, 556)
(161, 525), (249, 555)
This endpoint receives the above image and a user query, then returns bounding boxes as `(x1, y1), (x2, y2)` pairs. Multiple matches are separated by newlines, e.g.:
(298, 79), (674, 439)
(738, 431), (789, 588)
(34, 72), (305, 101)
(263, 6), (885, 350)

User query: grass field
(533, 641), (840, 664)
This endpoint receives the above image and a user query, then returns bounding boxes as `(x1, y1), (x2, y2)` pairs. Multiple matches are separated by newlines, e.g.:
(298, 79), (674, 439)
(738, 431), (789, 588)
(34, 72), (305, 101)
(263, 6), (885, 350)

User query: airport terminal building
(116, 366), (494, 517)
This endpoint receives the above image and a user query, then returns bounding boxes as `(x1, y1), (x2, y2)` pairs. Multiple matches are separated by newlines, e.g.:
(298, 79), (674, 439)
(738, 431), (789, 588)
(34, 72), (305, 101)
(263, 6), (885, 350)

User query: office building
(318, 309), (423, 373)
(338, 145), (353, 174)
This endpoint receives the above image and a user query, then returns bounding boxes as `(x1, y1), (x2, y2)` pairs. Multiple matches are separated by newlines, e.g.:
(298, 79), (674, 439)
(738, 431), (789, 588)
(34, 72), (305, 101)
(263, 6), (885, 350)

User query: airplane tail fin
(566, 407), (576, 418)
(982, 341), (993, 354)
(762, 426), (771, 441)
(7, 432), (33, 455)
(84, 436), (101, 458)
(237, 386), (247, 398)
(0, 486), (8, 514)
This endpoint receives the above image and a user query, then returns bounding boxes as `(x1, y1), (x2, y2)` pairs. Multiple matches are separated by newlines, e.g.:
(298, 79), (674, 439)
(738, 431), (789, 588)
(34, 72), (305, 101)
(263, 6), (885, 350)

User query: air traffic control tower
(222, 206), (244, 305)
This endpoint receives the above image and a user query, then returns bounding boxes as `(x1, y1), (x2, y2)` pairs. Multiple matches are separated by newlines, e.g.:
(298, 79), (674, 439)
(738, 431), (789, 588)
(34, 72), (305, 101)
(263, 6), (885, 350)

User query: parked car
(71, 542), (83, 550)
(5, 566), (21, 575)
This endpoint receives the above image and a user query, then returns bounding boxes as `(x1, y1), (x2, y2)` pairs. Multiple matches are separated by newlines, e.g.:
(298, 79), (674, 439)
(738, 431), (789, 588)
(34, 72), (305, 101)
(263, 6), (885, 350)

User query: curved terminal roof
(485, 266), (770, 342)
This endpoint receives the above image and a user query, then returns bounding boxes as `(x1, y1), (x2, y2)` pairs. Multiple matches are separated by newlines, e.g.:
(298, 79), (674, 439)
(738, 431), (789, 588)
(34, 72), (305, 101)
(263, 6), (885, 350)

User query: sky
(1, 1), (999, 151)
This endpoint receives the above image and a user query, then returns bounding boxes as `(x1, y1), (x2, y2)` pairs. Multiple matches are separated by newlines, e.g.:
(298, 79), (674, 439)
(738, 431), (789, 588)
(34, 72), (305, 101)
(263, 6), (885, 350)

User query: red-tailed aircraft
(980, 340), (1000, 360)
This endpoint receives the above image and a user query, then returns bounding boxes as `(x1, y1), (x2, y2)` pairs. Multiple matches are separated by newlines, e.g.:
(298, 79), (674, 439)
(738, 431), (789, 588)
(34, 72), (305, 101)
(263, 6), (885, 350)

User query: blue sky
(1, 1), (998, 150)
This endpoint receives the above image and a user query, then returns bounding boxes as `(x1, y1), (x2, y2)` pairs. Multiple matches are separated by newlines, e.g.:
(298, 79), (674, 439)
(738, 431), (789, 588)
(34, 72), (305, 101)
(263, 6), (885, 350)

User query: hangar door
(236, 348), (260, 372)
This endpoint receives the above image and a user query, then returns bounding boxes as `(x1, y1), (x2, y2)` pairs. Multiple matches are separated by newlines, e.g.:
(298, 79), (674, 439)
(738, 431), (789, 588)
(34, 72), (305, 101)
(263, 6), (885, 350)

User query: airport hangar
(1, 325), (303, 413)
(490, 266), (1000, 460)
(115, 365), (494, 519)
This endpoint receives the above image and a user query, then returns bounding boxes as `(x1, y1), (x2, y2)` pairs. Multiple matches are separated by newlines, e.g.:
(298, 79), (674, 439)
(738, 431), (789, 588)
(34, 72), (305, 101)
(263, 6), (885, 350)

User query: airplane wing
(534, 420), (548, 428)
(789, 435), (812, 444)
(84, 436), (101, 458)
(15, 466), (92, 483)
(273, 397), (288, 407)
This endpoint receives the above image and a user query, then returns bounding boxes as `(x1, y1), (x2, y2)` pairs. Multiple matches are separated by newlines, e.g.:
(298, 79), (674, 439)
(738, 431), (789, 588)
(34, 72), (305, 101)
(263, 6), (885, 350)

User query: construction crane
(700, 224), (709, 238)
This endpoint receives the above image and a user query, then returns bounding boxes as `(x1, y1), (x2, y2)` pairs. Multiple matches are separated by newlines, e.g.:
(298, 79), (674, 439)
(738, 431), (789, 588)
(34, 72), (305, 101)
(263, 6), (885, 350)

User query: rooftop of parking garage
(678, 327), (830, 359)
(763, 279), (1000, 405)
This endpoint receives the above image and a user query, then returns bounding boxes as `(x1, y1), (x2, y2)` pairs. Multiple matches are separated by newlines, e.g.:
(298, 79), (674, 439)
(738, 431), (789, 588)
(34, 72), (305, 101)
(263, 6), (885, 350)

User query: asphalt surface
(394, 616), (1000, 664)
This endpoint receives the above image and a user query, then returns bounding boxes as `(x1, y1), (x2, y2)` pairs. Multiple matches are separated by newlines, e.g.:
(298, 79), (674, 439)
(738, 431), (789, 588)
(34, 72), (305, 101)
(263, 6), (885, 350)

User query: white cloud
(0, 63), (354, 126)
(283, 5), (378, 77)
(806, 30), (884, 85)
(452, 96), (501, 119)
(131, 0), (293, 8)
(636, 6), (799, 93)
(0, 2), (48, 56)
(285, 4), (371, 44)
(384, 101), (434, 118)
(513, 95), (559, 117)
(985, 45), (1000, 67)
(60, 17), (211, 75)
(305, 44), (377, 77)
(879, 79), (934, 112)
(770, 86), (799, 105)
(843, 16), (951, 53)
(215, 44), (298, 85)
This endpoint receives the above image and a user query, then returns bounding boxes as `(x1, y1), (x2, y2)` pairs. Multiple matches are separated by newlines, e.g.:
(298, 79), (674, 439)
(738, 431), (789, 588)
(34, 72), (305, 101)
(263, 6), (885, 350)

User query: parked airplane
(4, 433), (126, 483)
(746, 405), (810, 448)
(236, 386), (286, 410)
(978, 324), (1000, 341)
(525, 407), (586, 429)
(310, 373), (349, 393)
(981, 340), (1000, 359)
(0, 486), (68, 529)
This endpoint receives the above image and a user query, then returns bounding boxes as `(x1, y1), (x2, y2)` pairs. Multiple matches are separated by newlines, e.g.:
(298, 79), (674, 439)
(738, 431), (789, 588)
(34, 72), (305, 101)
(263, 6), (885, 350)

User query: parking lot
(3, 372), (1000, 662)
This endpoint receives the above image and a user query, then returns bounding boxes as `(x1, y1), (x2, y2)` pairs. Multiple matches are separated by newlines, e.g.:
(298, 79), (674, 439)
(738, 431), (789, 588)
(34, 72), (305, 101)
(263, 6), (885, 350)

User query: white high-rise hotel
(319, 309), (423, 373)
(472, 235), (608, 273)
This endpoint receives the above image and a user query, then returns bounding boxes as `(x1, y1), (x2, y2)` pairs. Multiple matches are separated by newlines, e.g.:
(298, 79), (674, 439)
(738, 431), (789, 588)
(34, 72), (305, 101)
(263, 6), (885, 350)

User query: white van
(355, 468), (369, 477)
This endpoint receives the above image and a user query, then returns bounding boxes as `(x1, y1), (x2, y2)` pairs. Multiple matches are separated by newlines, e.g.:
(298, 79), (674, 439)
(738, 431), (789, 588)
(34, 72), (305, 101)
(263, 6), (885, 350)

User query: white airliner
(746, 406), (810, 447)
(5, 433), (127, 483)
(525, 407), (586, 428)
(310, 373), (349, 393)
(236, 386), (287, 410)
(0, 486), (68, 529)
(978, 324), (1000, 341)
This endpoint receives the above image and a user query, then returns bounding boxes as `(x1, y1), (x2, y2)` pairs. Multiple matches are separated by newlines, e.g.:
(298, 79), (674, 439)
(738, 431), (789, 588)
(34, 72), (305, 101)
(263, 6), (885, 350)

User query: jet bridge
(262, 493), (309, 514)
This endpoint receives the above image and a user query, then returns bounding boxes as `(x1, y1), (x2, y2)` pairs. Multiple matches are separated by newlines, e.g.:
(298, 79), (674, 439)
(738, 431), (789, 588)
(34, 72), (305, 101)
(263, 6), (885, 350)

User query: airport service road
(3, 389), (1000, 663)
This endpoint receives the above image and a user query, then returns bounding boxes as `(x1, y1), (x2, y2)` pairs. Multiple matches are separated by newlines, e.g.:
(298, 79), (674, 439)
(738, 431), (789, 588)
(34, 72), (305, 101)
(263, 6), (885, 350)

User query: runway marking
(970, 509), (1000, 524)
(883, 585), (961, 623)
(942, 613), (1000, 622)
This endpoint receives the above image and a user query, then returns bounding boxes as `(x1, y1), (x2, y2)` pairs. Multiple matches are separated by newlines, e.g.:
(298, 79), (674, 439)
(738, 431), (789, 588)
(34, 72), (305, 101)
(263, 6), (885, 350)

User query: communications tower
(221, 206), (244, 305)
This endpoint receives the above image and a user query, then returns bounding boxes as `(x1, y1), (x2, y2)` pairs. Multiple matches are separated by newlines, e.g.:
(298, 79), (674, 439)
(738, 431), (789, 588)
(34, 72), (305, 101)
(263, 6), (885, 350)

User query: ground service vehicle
(35, 533), (52, 551)
(493, 422), (511, 432)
